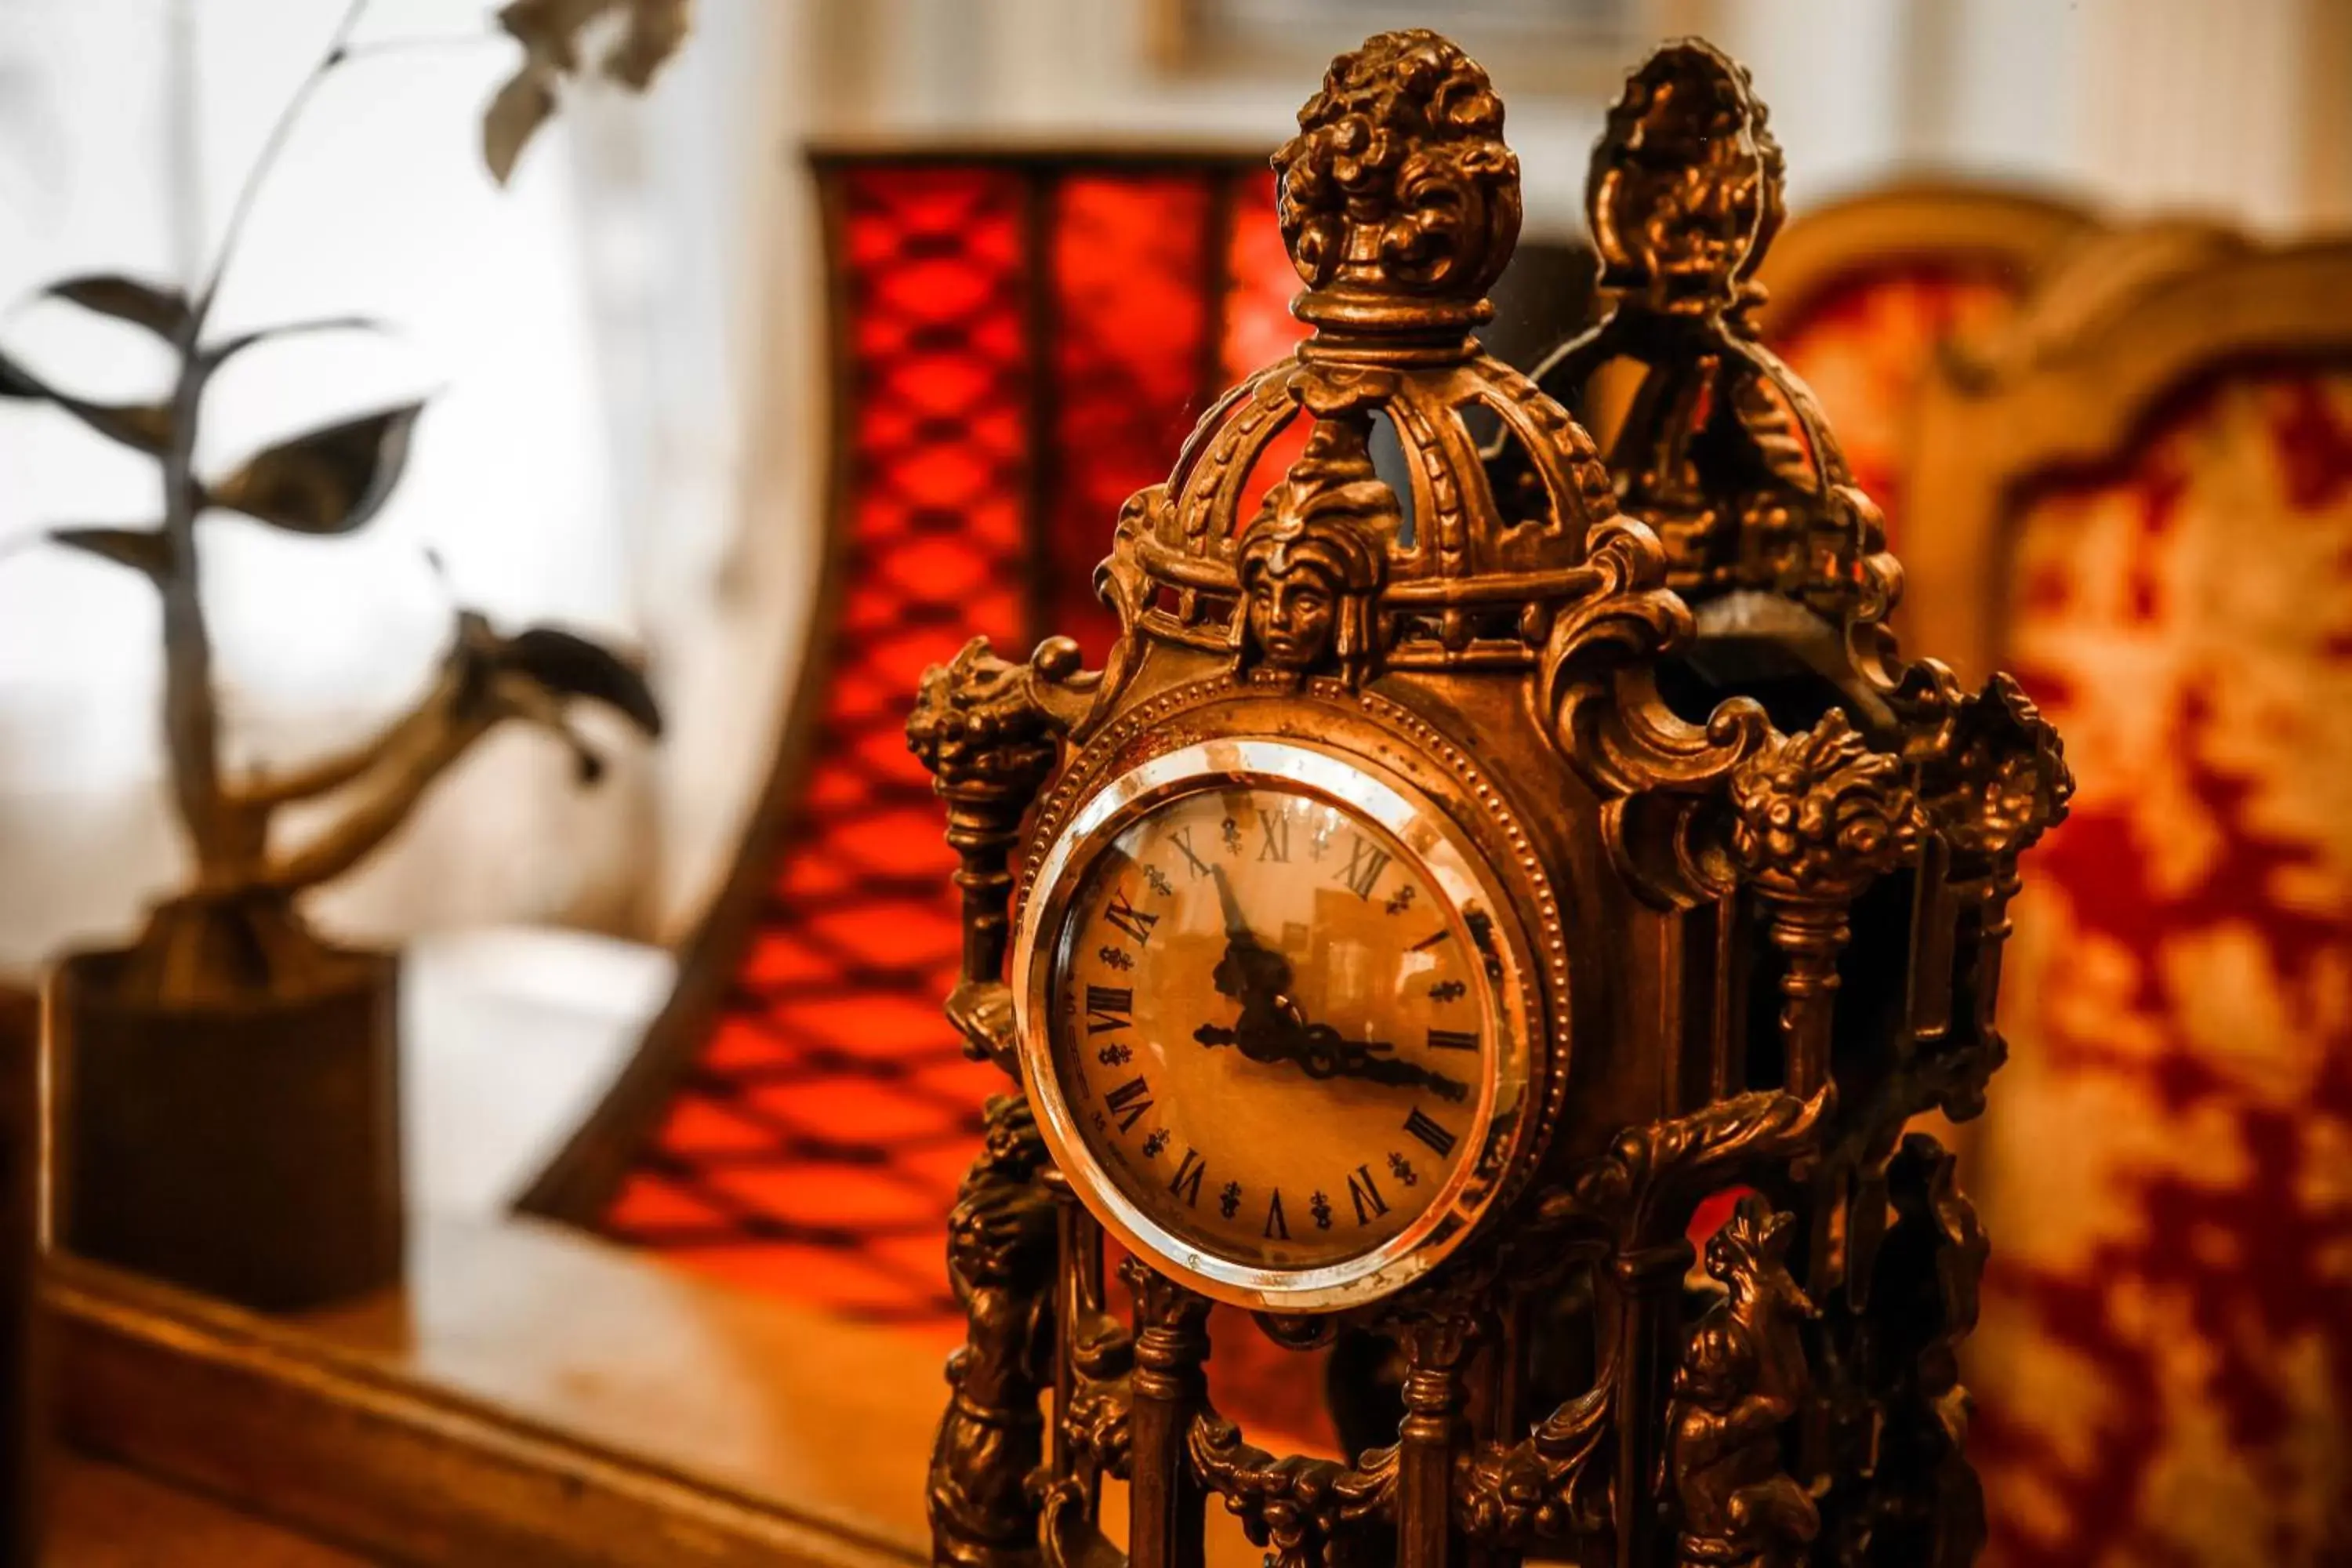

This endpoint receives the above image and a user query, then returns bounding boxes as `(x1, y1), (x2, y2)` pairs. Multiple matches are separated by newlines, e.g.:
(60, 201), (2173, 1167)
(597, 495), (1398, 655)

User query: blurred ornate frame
(1748, 182), (2100, 343)
(1901, 227), (2352, 679)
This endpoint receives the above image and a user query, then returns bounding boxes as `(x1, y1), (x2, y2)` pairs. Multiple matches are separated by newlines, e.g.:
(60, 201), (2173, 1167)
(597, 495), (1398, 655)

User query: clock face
(1044, 781), (1501, 1276)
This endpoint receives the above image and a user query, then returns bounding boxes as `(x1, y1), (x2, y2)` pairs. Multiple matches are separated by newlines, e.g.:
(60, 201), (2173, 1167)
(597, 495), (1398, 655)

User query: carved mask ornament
(1234, 419), (1393, 684)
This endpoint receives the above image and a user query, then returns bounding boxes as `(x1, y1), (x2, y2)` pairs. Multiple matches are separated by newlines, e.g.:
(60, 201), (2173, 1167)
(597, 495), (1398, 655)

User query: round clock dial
(1041, 775), (1504, 1279)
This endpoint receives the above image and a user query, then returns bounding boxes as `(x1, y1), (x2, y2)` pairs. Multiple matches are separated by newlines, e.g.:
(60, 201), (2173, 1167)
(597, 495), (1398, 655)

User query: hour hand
(1209, 863), (1251, 941)
(1194, 1019), (1305, 1069)
(1207, 867), (1292, 1008)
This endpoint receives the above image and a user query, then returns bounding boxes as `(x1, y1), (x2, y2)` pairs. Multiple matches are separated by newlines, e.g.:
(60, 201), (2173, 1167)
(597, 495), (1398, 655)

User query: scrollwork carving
(1063, 1302), (1135, 1481)
(1536, 511), (1774, 905)
(1188, 1411), (1397, 1568)
(1918, 673), (2074, 863)
(1454, 1376), (1613, 1545)
(1548, 1086), (1832, 1250)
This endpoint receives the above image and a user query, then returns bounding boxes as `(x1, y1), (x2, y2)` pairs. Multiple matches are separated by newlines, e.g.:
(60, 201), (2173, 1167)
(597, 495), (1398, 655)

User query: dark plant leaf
(45, 274), (192, 341)
(0, 343), (172, 452)
(499, 0), (599, 74)
(70, 401), (174, 453)
(485, 1), (688, 184)
(205, 402), (425, 534)
(49, 525), (172, 579)
(196, 316), (388, 387)
(604, 0), (691, 89)
(496, 626), (663, 737)
(483, 67), (557, 186)
(0, 345), (43, 399)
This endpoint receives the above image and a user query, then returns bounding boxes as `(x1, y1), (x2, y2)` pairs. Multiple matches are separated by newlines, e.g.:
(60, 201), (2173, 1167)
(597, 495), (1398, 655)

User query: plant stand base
(52, 948), (403, 1312)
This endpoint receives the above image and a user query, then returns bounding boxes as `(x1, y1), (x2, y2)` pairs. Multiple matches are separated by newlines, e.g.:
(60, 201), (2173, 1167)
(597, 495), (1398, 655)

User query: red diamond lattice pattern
(601, 162), (1305, 1330)
(604, 166), (1033, 1319)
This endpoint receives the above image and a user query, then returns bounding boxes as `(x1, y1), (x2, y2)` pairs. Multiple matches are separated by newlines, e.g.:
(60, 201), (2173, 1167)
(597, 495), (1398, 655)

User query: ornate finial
(1730, 710), (1922, 902)
(1274, 30), (1521, 336)
(1588, 38), (1784, 314)
(1232, 416), (1393, 685)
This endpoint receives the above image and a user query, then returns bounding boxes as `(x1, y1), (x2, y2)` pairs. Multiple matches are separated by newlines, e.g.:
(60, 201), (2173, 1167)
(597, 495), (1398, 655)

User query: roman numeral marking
(1335, 834), (1391, 900)
(1169, 1149), (1207, 1207)
(1264, 1189), (1290, 1240)
(1257, 809), (1290, 862)
(1346, 1163), (1390, 1225)
(1427, 1028), (1479, 1052)
(1104, 1076), (1154, 1134)
(1103, 888), (1159, 946)
(1169, 828), (1213, 880)
(1403, 1105), (1457, 1157)
(1084, 985), (1132, 1034)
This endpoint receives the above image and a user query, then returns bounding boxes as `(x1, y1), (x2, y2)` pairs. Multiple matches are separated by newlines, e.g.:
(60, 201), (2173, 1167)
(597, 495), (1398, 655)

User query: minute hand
(1300, 1024), (1471, 1102)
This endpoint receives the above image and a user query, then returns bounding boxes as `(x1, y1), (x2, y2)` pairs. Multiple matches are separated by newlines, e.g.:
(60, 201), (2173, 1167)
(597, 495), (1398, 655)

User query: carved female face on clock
(1044, 781), (1500, 1273)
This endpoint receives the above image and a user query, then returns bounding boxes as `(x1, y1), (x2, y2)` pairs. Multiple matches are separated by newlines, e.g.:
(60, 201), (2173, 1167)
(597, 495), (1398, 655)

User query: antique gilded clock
(909, 31), (2070, 1568)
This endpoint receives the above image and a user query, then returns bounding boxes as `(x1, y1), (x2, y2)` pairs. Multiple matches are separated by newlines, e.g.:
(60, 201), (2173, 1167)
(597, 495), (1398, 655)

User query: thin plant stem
(158, 0), (373, 901)
(187, 0), (374, 333)
(336, 35), (503, 64)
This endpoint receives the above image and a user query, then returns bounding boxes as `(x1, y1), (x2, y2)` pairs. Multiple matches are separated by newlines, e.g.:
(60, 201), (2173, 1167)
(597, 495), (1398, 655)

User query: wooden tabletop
(52, 1218), (944, 1565)
(50, 1218), (1288, 1566)
(48, 1452), (369, 1566)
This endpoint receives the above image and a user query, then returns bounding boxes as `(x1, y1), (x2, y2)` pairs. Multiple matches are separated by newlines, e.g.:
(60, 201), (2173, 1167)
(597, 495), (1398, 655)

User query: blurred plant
(0, 0), (689, 1007)
(487, 0), (693, 182)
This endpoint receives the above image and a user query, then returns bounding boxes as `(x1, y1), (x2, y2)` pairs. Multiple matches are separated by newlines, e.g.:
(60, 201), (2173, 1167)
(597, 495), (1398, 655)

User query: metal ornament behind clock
(909, 29), (2070, 1568)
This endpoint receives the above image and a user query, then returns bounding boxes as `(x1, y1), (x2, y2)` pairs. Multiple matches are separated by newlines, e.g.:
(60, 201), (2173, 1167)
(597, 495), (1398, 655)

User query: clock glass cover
(1045, 779), (1501, 1274)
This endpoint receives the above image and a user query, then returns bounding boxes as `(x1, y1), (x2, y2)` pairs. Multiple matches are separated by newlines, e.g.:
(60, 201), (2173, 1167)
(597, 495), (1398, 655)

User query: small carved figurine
(1669, 1196), (1820, 1568)
(927, 1095), (1058, 1568)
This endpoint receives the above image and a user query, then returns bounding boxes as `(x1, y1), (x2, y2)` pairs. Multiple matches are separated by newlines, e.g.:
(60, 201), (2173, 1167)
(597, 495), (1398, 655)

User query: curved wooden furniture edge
(45, 1247), (925, 1568)
(516, 165), (868, 1226)
(1753, 180), (2103, 338)
(1904, 235), (2352, 681)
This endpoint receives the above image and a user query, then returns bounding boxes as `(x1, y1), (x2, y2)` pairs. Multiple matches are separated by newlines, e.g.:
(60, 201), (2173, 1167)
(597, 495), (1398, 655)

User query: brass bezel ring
(1011, 735), (1544, 1312)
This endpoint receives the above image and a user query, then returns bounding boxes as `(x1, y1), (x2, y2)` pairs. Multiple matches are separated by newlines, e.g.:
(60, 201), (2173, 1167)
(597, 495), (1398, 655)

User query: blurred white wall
(803, 0), (2351, 235)
(0, 0), (820, 975)
(0, 0), (635, 969)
